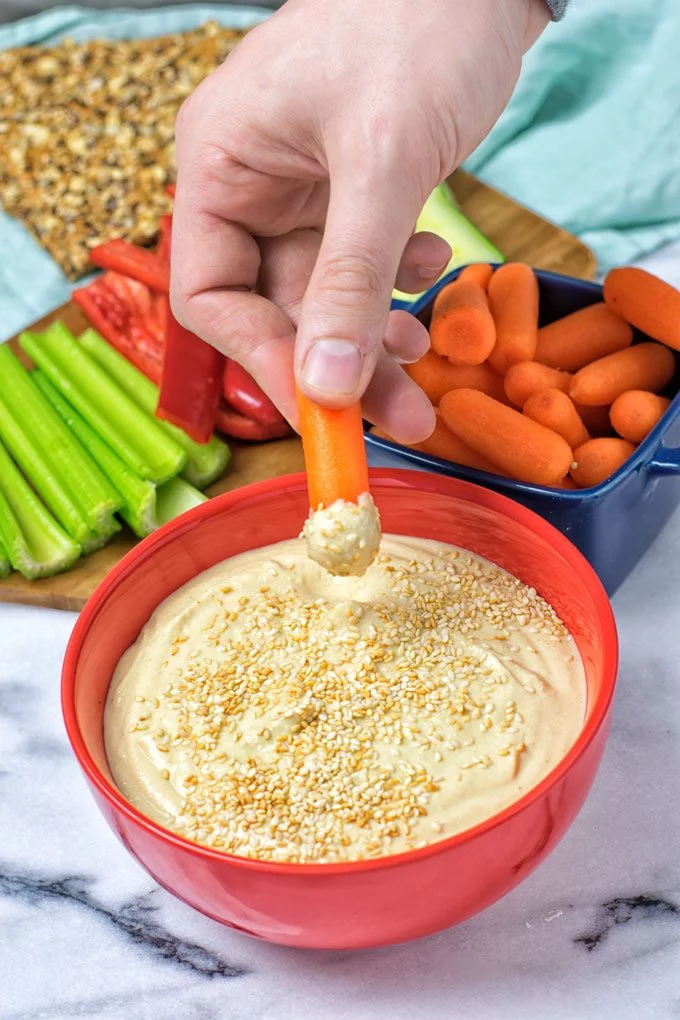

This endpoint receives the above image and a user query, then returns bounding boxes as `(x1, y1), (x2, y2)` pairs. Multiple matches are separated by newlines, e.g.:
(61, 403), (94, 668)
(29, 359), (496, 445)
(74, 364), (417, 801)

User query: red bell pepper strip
(223, 360), (288, 427)
(215, 402), (293, 442)
(156, 299), (224, 444)
(89, 239), (170, 293)
(156, 214), (173, 263)
(73, 273), (163, 384)
(166, 183), (176, 198)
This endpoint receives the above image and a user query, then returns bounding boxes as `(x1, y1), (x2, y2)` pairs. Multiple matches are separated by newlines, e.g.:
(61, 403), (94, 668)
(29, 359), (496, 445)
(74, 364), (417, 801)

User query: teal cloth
(465, 0), (680, 273)
(0, 4), (271, 342)
(2, 2), (680, 340)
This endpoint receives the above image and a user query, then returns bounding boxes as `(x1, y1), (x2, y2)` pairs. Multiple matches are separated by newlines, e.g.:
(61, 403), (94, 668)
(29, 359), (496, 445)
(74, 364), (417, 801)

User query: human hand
(171, 0), (550, 443)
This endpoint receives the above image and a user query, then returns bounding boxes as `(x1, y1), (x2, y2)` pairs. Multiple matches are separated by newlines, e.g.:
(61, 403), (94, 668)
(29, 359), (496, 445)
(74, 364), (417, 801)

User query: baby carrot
(439, 388), (573, 486)
(570, 438), (636, 488)
(457, 263), (494, 289)
(487, 263), (539, 374)
(430, 279), (496, 366)
(603, 267), (680, 350)
(504, 361), (572, 407)
(371, 414), (499, 473)
(523, 389), (590, 450)
(609, 390), (671, 444)
(573, 402), (613, 438)
(297, 390), (369, 509)
(410, 410), (500, 472)
(535, 302), (633, 371)
(405, 353), (507, 405)
(569, 342), (675, 406)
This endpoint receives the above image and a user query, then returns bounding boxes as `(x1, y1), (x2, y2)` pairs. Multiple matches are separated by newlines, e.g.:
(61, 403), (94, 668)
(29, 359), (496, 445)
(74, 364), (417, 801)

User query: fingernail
(416, 261), (447, 280)
(301, 340), (361, 396)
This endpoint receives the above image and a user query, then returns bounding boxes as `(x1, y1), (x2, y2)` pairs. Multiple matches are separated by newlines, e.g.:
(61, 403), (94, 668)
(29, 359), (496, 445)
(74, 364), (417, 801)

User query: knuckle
(316, 253), (385, 308)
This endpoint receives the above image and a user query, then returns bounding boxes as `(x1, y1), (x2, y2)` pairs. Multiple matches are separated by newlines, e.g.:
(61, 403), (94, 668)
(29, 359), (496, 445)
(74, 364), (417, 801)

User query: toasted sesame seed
(119, 539), (577, 864)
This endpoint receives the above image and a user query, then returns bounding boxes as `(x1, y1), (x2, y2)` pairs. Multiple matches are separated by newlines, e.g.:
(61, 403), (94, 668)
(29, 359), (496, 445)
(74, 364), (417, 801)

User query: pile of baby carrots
(376, 263), (680, 489)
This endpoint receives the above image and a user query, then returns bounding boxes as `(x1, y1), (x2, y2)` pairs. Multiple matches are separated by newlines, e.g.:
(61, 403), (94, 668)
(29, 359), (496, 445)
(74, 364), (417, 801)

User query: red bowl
(62, 470), (618, 950)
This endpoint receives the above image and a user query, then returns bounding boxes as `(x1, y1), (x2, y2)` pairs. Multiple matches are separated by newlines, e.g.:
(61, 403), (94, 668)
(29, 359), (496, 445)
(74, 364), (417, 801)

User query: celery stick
(0, 344), (121, 532)
(0, 534), (11, 579)
(392, 183), (505, 303)
(0, 441), (80, 579)
(156, 477), (208, 526)
(79, 329), (231, 489)
(20, 324), (186, 484)
(32, 373), (158, 539)
(0, 392), (100, 548)
(81, 515), (122, 555)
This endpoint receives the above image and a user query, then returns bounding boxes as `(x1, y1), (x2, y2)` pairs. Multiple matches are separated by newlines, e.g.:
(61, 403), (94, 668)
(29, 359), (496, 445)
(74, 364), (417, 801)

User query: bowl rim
(375, 266), (680, 497)
(62, 468), (619, 876)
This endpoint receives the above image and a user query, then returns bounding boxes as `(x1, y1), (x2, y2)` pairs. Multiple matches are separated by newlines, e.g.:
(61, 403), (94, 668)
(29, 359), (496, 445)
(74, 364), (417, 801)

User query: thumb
(295, 169), (422, 407)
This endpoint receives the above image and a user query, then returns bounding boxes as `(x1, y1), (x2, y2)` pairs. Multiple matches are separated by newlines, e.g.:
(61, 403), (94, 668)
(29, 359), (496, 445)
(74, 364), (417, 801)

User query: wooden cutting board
(0, 170), (596, 611)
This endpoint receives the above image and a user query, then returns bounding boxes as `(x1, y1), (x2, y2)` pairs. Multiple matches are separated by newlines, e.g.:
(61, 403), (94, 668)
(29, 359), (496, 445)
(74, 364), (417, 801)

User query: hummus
(301, 492), (381, 576)
(105, 536), (585, 864)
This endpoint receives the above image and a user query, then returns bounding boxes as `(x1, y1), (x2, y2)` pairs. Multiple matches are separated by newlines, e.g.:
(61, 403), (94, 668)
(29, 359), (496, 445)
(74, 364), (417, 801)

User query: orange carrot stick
(440, 388), (573, 486)
(405, 352), (507, 405)
(487, 263), (539, 374)
(371, 414), (499, 473)
(297, 390), (368, 509)
(570, 438), (636, 488)
(523, 389), (590, 450)
(457, 263), (494, 289)
(609, 390), (671, 444)
(410, 410), (500, 472)
(569, 342), (675, 406)
(603, 267), (680, 350)
(573, 402), (614, 438)
(553, 475), (581, 490)
(504, 361), (572, 407)
(429, 279), (496, 366)
(535, 302), (633, 371)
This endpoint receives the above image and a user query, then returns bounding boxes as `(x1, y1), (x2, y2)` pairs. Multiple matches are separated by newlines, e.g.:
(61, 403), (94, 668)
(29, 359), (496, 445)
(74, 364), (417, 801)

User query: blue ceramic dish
(373, 267), (680, 594)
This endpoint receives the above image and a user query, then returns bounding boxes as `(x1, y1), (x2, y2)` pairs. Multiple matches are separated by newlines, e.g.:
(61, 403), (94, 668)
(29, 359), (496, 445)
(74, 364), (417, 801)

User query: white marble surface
(1, 245), (680, 1019)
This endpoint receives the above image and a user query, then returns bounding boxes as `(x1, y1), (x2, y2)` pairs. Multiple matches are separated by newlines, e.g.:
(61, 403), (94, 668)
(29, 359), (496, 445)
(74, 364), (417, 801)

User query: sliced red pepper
(166, 183), (176, 198)
(215, 402), (293, 442)
(156, 299), (224, 444)
(223, 360), (288, 427)
(73, 274), (163, 384)
(89, 239), (170, 293)
(156, 214), (173, 263)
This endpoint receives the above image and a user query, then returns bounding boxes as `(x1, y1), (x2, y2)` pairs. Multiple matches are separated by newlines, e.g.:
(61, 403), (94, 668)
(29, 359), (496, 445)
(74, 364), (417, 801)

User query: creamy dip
(301, 493), (381, 576)
(105, 536), (585, 864)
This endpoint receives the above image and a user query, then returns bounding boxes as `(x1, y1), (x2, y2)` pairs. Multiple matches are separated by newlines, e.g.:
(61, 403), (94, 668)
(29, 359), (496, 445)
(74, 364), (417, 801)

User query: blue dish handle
(649, 447), (680, 475)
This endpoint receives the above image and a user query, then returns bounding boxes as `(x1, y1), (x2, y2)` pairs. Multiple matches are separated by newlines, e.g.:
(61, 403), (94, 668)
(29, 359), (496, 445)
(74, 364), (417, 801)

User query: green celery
(0, 392), (104, 550)
(0, 534), (11, 579)
(0, 440), (80, 579)
(392, 183), (505, 303)
(20, 323), (186, 484)
(0, 343), (121, 532)
(156, 477), (208, 525)
(32, 373), (158, 538)
(79, 329), (231, 489)
(81, 515), (122, 555)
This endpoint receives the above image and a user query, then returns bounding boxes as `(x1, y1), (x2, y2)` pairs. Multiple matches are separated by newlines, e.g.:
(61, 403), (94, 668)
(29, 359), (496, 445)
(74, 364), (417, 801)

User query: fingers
(383, 310), (431, 364)
(258, 229), (322, 323)
(362, 353), (436, 445)
(170, 193), (300, 421)
(394, 231), (451, 294)
(294, 165), (424, 408)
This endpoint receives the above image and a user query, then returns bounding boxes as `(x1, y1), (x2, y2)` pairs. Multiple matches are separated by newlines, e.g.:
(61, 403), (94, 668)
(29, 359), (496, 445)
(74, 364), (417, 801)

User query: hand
(171, 0), (549, 443)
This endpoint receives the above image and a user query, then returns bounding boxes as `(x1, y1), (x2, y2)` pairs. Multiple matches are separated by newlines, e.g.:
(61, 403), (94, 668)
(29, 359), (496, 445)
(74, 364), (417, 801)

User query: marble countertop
(2, 244), (680, 1019)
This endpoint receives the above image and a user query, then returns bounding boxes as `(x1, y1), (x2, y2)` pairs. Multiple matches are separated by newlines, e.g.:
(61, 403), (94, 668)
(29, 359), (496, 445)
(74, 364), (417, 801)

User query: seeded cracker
(0, 23), (244, 278)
